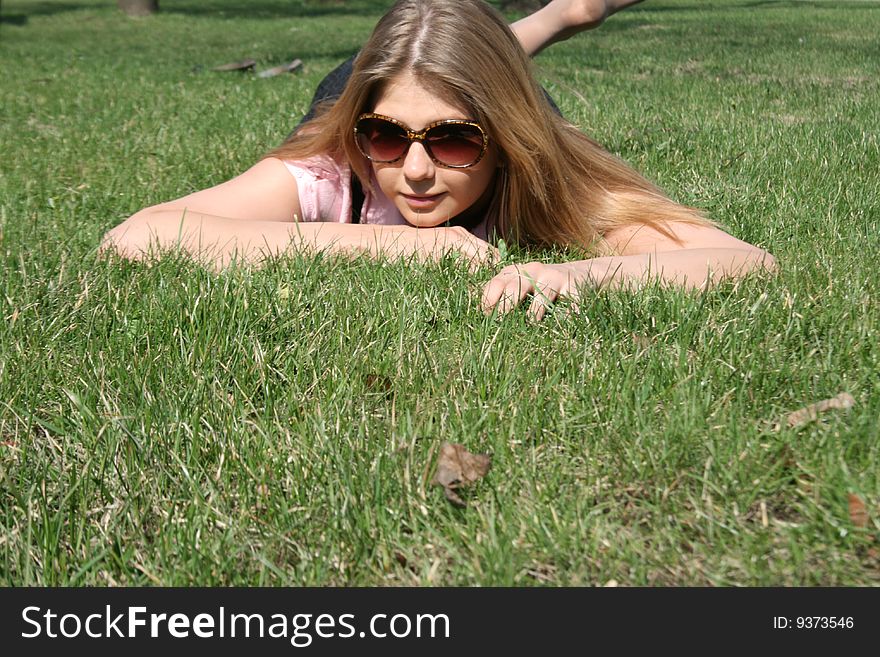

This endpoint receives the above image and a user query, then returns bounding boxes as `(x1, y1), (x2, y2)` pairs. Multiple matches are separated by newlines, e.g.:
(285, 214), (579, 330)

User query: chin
(398, 206), (454, 228)
(403, 215), (448, 228)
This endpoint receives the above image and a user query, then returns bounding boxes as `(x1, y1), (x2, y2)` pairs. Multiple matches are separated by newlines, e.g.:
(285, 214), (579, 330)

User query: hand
(481, 261), (593, 321)
(407, 226), (500, 272)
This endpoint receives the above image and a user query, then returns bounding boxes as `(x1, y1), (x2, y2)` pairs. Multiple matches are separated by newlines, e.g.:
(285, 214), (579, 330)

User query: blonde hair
(265, 0), (709, 251)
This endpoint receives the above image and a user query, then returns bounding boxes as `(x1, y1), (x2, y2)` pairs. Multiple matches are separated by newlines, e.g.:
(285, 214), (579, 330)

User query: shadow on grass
(163, 0), (395, 19)
(1, 14), (29, 25)
(6, 0), (877, 25)
(1, 1), (95, 23)
(0, 0), (393, 23)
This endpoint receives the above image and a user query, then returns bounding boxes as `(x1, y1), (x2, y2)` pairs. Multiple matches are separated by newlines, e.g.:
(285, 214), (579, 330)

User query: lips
(401, 192), (445, 209)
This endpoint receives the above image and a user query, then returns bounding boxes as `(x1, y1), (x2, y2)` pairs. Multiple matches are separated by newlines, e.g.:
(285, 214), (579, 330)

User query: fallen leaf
(364, 374), (392, 394)
(525, 563), (557, 583)
(257, 58), (303, 78)
(848, 493), (868, 528)
(430, 441), (491, 508)
(212, 58), (256, 72)
(785, 392), (855, 428)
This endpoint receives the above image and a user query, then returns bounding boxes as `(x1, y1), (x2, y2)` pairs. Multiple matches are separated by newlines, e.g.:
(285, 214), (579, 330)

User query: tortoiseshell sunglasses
(354, 113), (489, 168)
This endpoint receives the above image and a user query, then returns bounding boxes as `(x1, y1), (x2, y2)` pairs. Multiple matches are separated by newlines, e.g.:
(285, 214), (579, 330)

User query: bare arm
(584, 220), (776, 286)
(482, 221), (776, 320)
(102, 209), (499, 268)
(100, 158), (497, 268)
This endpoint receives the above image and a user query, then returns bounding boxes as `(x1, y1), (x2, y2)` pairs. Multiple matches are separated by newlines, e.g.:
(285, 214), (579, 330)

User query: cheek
(449, 167), (495, 203)
(372, 165), (396, 196)
(458, 149), (499, 201)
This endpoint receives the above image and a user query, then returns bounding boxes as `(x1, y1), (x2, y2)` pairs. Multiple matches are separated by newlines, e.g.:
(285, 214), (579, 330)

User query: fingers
(526, 278), (561, 322)
(480, 262), (577, 320)
(480, 263), (539, 315)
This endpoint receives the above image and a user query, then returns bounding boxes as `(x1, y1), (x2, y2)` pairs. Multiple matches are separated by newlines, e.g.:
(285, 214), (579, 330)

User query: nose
(402, 141), (435, 182)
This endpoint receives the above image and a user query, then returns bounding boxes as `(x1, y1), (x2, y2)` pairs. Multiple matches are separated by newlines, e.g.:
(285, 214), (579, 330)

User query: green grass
(1, 0), (879, 585)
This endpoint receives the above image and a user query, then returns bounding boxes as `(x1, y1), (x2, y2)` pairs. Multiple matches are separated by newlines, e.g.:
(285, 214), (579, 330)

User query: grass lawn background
(1, 0), (878, 585)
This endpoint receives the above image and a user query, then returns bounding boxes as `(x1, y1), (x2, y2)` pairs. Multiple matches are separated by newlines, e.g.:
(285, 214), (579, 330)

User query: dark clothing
(298, 56), (358, 129)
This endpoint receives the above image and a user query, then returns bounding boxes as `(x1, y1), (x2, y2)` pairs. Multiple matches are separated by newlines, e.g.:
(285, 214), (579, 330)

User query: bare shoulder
(151, 157), (302, 223)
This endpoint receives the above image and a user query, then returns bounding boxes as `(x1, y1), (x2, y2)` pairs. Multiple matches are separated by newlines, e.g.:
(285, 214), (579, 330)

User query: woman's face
(368, 72), (499, 228)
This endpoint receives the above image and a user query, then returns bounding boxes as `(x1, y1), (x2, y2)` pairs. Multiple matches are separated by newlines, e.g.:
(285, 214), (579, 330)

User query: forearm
(100, 209), (494, 269)
(101, 210), (417, 267)
(576, 247), (777, 289)
(482, 232), (776, 320)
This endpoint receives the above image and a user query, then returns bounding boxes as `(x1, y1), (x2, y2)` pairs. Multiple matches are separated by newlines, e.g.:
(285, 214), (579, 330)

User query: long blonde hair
(265, 0), (708, 250)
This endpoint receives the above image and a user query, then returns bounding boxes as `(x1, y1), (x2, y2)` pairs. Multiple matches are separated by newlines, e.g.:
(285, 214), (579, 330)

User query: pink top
(282, 155), (492, 241)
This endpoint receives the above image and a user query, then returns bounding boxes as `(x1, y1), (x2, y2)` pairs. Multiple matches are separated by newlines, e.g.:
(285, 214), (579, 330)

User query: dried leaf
(785, 392), (855, 428)
(848, 493), (868, 528)
(211, 58), (256, 72)
(257, 58), (303, 78)
(441, 486), (467, 508)
(364, 374), (392, 393)
(432, 442), (491, 487)
(430, 441), (491, 508)
(525, 563), (557, 583)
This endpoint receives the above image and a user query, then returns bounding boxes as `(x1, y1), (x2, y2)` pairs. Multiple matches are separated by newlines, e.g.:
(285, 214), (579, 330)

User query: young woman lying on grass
(101, 0), (775, 321)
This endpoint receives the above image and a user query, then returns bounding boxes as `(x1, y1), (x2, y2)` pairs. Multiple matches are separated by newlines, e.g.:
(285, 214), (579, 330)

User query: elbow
(700, 247), (777, 288)
(719, 247), (777, 285)
(100, 208), (163, 261)
(753, 248), (778, 275)
(99, 219), (135, 260)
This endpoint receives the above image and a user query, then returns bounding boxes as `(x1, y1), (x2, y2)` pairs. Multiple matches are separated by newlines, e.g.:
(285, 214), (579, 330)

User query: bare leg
(511, 0), (646, 57)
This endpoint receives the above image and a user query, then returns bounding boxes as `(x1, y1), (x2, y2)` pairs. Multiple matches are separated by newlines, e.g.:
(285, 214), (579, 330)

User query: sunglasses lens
(355, 117), (487, 167)
(425, 124), (485, 167)
(356, 118), (408, 162)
